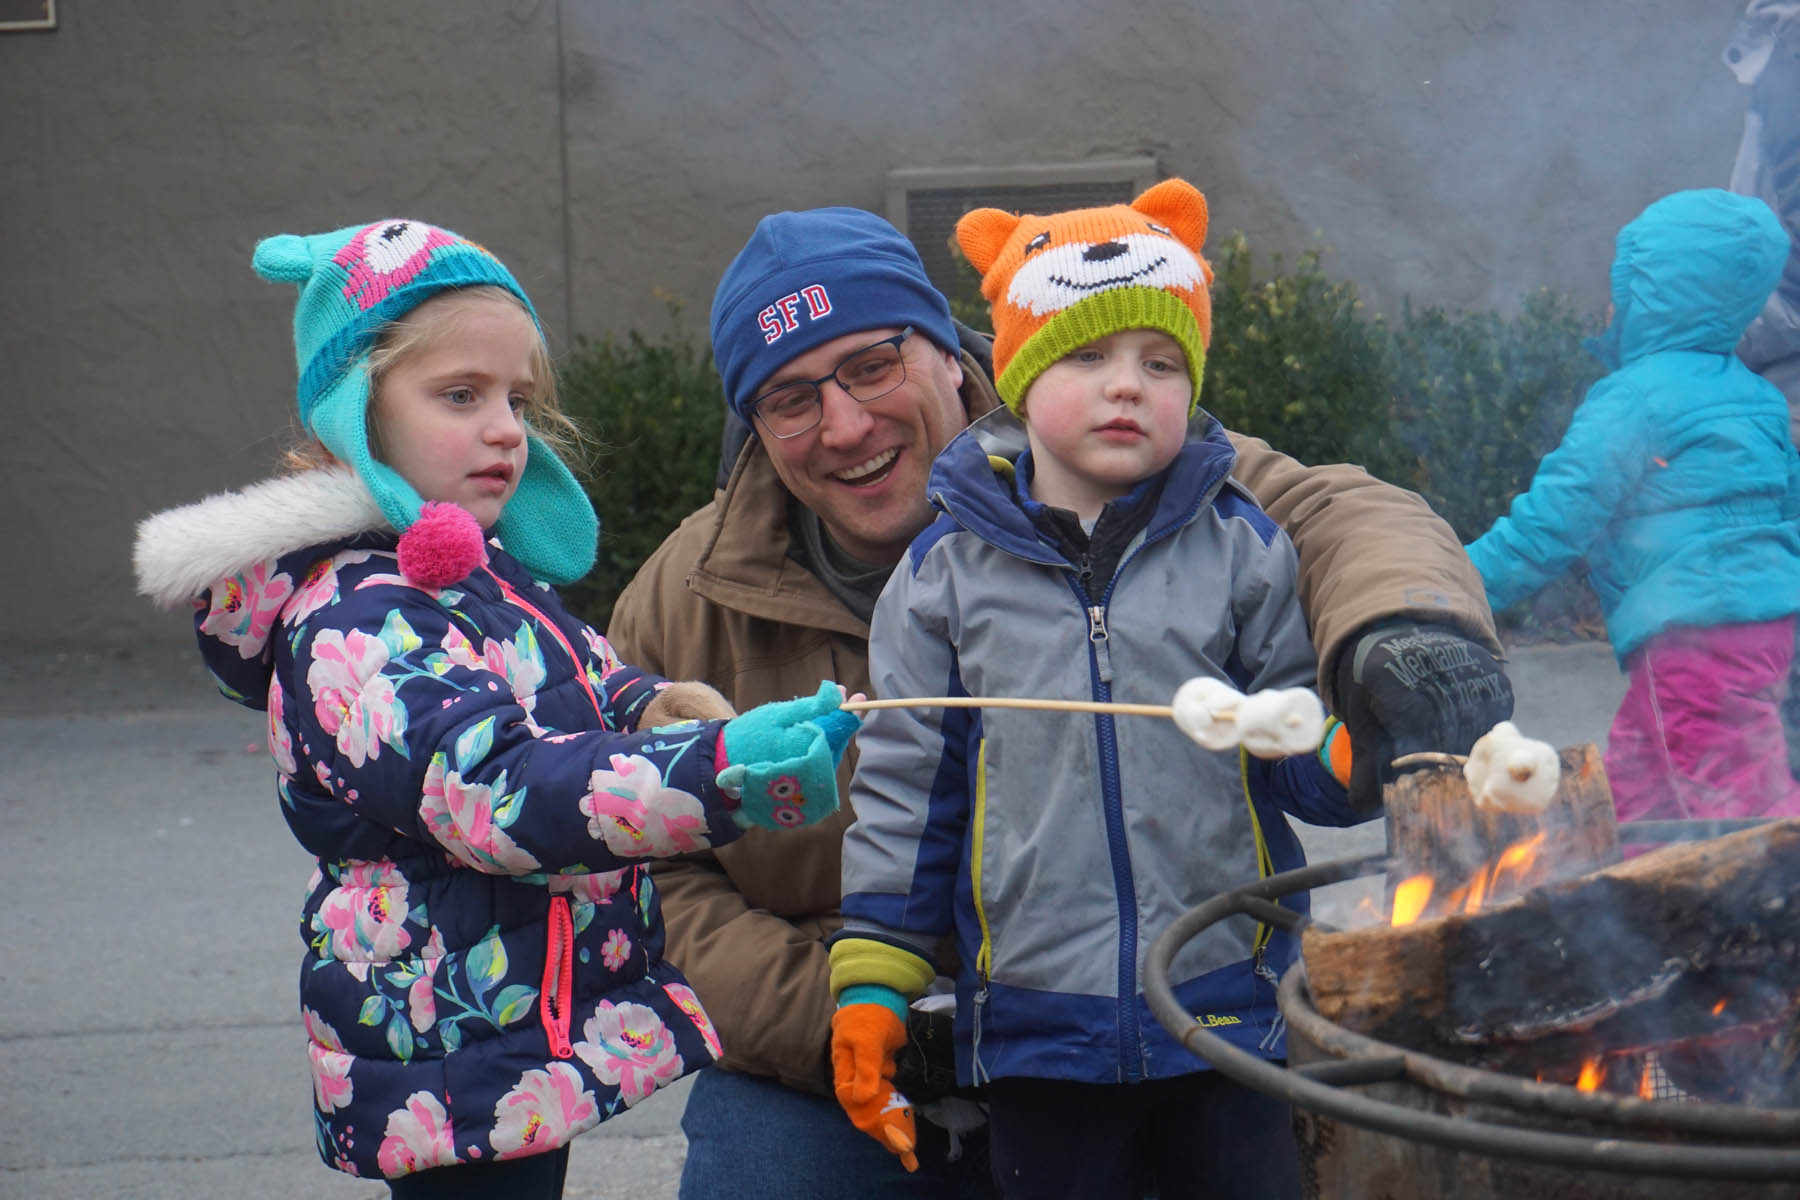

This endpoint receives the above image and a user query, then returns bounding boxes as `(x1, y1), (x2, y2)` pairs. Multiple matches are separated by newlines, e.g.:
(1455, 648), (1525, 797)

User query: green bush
(555, 322), (725, 631)
(1368, 290), (1601, 543)
(1203, 233), (1390, 469)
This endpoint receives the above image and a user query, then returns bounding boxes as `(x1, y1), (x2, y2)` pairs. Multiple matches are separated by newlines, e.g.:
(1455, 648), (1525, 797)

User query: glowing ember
(1391, 875), (1434, 927)
(1576, 1057), (1605, 1092)
(1712, 997), (1729, 1017)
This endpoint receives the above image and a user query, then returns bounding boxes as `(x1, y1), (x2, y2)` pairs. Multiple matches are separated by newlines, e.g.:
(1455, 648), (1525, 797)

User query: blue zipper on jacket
(1075, 470), (1227, 1083)
(1069, 567), (1141, 1083)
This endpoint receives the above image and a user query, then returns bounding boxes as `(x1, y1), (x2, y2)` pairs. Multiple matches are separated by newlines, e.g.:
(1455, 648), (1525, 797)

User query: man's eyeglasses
(748, 327), (915, 439)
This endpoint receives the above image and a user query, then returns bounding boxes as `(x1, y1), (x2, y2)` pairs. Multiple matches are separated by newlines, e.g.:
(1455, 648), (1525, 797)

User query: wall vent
(886, 158), (1160, 299)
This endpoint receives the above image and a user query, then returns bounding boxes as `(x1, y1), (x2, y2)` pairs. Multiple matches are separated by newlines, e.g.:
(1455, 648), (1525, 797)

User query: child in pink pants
(1603, 617), (1800, 821)
(1467, 190), (1800, 826)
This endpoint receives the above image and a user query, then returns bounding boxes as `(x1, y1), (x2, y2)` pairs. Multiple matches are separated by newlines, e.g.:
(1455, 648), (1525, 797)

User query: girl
(134, 219), (855, 1196)
(1467, 190), (1800, 828)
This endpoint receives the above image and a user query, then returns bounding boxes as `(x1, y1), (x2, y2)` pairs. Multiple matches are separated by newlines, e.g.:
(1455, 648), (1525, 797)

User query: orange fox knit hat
(954, 178), (1213, 413)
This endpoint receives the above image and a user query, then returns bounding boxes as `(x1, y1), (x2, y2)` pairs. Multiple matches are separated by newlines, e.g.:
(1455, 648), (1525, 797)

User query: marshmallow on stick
(1170, 678), (1326, 757)
(1462, 720), (1559, 811)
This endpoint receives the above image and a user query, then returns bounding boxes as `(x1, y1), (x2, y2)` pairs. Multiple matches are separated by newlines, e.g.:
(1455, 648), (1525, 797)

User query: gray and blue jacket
(836, 409), (1365, 1087)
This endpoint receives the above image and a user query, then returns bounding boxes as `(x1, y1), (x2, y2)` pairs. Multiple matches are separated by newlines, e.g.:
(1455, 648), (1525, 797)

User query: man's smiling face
(755, 326), (966, 566)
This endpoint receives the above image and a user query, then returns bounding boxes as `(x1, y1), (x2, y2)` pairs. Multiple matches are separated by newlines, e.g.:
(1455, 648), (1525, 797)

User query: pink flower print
(430, 625), (547, 722)
(581, 627), (623, 675)
(579, 754), (710, 858)
(545, 868), (627, 905)
(436, 625), (484, 673)
(419, 754), (541, 872)
(282, 549), (375, 625)
(335, 220), (458, 311)
(307, 628), (408, 769)
(600, 928), (632, 972)
(200, 560), (294, 659)
(303, 1008), (354, 1113)
(573, 1000), (683, 1109)
(266, 676), (297, 776)
(489, 1062), (599, 1159)
(480, 630), (547, 715)
(663, 982), (724, 1060)
(377, 1090), (458, 1177)
(316, 864), (413, 962)
(407, 927), (448, 1033)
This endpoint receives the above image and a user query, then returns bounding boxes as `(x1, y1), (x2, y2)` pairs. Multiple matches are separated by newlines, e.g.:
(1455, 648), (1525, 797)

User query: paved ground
(0, 638), (1625, 1199)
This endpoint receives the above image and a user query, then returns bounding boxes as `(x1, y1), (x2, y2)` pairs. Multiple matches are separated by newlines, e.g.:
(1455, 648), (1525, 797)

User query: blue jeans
(678, 1067), (995, 1199)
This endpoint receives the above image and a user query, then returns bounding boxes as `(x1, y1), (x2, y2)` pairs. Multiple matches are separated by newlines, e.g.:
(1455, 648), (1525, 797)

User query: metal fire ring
(1142, 820), (1800, 1181)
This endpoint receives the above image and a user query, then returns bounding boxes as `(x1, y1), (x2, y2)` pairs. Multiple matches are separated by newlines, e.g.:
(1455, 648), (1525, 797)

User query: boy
(826, 179), (1366, 1199)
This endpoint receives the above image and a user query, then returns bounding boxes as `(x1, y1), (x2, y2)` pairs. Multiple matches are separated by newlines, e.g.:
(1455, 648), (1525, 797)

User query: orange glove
(830, 996), (918, 1172)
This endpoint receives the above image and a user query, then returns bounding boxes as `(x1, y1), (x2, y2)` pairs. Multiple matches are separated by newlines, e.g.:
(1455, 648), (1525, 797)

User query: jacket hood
(1589, 189), (1789, 369)
(134, 467), (389, 610)
(925, 406), (1238, 561)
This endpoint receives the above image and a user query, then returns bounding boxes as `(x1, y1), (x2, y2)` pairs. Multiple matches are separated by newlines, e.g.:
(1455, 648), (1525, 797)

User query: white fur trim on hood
(134, 467), (391, 609)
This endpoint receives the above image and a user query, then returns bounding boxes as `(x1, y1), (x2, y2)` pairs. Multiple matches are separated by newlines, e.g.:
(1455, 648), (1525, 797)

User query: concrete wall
(1, 0), (1749, 651)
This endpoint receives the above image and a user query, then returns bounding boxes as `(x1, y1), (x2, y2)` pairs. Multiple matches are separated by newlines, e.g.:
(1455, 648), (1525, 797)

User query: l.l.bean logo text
(757, 284), (833, 344)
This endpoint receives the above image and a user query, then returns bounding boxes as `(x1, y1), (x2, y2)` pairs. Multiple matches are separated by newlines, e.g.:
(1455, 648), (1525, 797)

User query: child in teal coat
(1467, 189), (1800, 823)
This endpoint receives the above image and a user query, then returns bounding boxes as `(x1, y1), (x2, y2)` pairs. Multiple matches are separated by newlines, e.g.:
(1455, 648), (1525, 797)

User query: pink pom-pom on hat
(397, 502), (489, 587)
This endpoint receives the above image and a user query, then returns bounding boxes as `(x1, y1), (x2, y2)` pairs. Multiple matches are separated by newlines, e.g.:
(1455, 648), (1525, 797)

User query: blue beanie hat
(709, 207), (958, 421)
(252, 219), (597, 584)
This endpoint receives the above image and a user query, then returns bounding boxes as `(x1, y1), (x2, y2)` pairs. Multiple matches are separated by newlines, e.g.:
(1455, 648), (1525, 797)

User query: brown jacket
(606, 352), (1499, 1094)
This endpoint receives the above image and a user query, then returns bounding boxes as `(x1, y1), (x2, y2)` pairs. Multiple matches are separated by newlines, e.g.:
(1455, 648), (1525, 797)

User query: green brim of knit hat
(996, 287), (1208, 416)
(309, 364), (599, 585)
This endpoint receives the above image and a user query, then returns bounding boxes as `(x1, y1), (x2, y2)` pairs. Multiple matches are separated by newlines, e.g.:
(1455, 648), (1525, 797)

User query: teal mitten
(715, 681), (861, 830)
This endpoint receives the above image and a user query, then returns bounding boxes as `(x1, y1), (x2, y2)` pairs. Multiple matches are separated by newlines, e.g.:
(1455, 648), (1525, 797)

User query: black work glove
(891, 1005), (983, 1103)
(1334, 620), (1514, 813)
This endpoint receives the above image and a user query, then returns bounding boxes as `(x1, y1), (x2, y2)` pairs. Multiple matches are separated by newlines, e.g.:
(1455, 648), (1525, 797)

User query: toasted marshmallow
(1236, 688), (1327, 758)
(1462, 721), (1560, 812)
(1172, 679), (1326, 757)
(1171, 677), (1245, 751)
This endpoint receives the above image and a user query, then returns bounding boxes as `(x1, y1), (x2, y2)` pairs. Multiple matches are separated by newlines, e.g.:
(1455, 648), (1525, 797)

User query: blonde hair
(281, 285), (585, 471)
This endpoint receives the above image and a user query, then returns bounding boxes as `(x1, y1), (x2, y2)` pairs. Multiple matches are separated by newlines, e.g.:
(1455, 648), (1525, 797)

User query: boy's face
(1020, 329), (1193, 520)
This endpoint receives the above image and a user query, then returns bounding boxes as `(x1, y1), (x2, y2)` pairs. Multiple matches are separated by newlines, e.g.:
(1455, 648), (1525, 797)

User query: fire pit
(1143, 819), (1800, 1198)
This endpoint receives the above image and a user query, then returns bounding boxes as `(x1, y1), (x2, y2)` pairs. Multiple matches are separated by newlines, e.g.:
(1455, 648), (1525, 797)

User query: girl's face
(371, 296), (537, 529)
(1020, 328), (1193, 522)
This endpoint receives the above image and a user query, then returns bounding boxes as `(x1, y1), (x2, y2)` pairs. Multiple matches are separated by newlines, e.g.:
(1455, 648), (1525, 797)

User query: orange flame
(1712, 997), (1729, 1017)
(1576, 1057), (1605, 1092)
(1391, 875), (1434, 927)
(1401, 832), (1550, 924)
(1492, 831), (1547, 889)
(1638, 1058), (1656, 1100)
(1461, 867), (1491, 914)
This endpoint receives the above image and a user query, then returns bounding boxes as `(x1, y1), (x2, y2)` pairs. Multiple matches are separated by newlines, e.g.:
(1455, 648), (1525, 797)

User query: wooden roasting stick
(842, 696), (1178, 719)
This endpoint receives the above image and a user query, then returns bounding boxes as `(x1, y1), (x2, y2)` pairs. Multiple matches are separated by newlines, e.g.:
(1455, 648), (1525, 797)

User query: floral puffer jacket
(135, 468), (745, 1179)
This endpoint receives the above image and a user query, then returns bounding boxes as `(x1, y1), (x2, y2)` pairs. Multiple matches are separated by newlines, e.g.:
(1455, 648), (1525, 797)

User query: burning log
(1384, 744), (1620, 922)
(1302, 820), (1800, 1092)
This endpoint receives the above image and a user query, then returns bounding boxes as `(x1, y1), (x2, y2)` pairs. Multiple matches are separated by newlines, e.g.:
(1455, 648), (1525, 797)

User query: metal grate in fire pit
(1143, 829), (1800, 1193)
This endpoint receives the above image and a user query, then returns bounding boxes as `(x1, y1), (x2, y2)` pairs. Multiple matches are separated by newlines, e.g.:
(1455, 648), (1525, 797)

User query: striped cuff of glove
(1318, 715), (1353, 788)
(828, 935), (935, 1001)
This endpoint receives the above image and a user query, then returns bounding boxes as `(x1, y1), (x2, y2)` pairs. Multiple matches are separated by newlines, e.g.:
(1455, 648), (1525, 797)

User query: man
(607, 204), (1512, 1197)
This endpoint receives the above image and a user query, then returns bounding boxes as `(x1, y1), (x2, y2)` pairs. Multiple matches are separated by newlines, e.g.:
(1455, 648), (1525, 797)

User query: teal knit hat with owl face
(252, 219), (596, 585)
